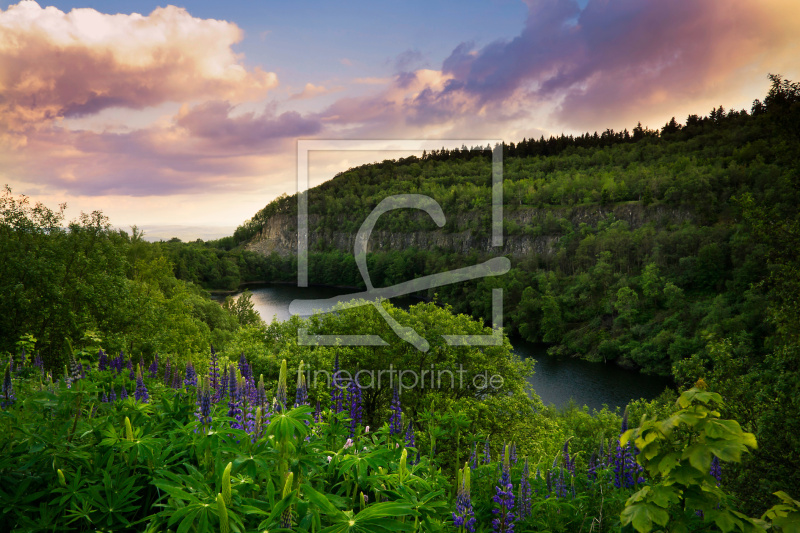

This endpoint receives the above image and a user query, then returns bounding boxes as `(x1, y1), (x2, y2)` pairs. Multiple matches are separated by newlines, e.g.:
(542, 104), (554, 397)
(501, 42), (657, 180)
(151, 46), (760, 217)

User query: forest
(0, 75), (799, 531)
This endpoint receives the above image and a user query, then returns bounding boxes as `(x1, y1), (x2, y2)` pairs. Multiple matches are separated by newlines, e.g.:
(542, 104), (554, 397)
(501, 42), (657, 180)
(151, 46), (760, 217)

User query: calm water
(223, 284), (672, 411)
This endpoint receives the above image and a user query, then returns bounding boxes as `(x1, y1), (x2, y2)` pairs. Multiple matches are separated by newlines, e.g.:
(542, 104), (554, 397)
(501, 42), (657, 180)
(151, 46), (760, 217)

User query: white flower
(365, 426), (370, 433)
(344, 438), (354, 449)
(327, 455), (332, 462)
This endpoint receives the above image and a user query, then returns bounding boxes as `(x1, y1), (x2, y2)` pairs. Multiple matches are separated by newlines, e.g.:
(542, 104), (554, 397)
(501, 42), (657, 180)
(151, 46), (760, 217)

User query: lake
(219, 284), (673, 411)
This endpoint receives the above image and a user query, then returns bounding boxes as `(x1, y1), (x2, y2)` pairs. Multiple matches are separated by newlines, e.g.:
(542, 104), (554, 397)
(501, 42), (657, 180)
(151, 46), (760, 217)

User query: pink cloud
(0, 1), (277, 133)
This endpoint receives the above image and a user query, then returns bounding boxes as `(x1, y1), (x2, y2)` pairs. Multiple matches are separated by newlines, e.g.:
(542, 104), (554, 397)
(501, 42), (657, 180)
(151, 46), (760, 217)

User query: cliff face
(245, 203), (693, 258)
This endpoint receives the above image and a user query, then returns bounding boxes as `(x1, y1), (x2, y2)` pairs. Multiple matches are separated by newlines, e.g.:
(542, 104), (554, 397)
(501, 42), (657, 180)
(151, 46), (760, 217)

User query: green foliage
(620, 383), (761, 532)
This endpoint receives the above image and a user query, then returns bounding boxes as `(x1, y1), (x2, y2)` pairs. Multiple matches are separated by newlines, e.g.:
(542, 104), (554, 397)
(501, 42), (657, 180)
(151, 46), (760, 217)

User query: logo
(290, 140), (508, 351)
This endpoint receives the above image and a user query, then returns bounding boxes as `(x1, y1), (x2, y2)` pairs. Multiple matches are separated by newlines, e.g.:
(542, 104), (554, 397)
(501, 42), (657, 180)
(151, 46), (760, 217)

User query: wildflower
(227, 368), (244, 430)
(587, 452), (598, 482)
(172, 368), (182, 389)
(280, 473), (294, 529)
(484, 439), (491, 464)
(1, 364), (16, 409)
(327, 456), (332, 463)
(101, 391), (107, 403)
(295, 361), (308, 407)
(389, 386), (402, 435)
(217, 365), (229, 402)
(314, 399), (321, 424)
(492, 446), (515, 532)
(348, 380), (362, 437)
(256, 374), (267, 407)
(135, 364), (149, 403)
(109, 386), (117, 403)
(184, 361), (197, 388)
(245, 405), (268, 442)
(563, 439), (575, 475)
(208, 346), (220, 392)
(98, 349), (108, 371)
(710, 456), (722, 486)
(33, 353), (44, 378)
(148, 353), (159, 378)
(276, 359), (288, 411)
(238, 353), (252, 381)
(195, 377), (213, 433)
(510, 442), (518, 466)
(344, 438), (354, 449)
(164, 359), (171, 385)
(405, 421), (416, 448)
(365, 425), (370, 434)
(453, 465), (476, 532)
(127, 358), (134, 381)
(519, 458), (532, 520)
(120, 383), (128, 401)
(469, 443), (478, 469)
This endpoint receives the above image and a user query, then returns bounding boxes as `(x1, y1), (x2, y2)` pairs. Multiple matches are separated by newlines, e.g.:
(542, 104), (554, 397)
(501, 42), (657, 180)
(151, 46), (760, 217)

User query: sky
(1, 0), (799, 238)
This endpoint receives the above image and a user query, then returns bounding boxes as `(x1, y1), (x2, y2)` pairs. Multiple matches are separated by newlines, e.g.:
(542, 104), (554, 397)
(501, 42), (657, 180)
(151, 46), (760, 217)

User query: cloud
(0, 1), (277, 133)
(289, 83), (339, 100)
(437, 0), (800, 128)
(175, 101), (322, 148)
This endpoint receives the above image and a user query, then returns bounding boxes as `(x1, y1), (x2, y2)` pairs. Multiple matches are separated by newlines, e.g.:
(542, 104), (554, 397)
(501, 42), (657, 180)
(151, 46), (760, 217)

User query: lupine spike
(217, 493), (229, 533)
(276, 359), (287, 411)
(491, 448), (515, 532)
(295, 361), (308, 407)
(389, 386), (402, 435)
(125, 417), (134, 441)
(280, 472), (294, 529)
(135, 364), (149, 403)
(222, 462), (232, 505)
(519, 457), (532, 519)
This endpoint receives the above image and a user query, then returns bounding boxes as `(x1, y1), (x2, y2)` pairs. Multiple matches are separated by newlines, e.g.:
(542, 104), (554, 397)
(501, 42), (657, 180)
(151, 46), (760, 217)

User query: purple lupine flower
(227, 368), (243, 430)
(330, 354), (344, 414)
(163, 359), (171, 385)
(347, 380), (362, 437)
(217, 365), (229, 403)
(148, 353), (159, 379)
(613, 412), (644, 489)
(208, 346), (219, 393)
(184, 361), (197, 388)
(112, 351), (124, 373)
(101, 391), (108, 403)
(389, 386), (402, 435)
(563, 440), (575, 476)
(109, 386), (117, 403)
(172, 368), (182, 389)
(405, 421), (416, 448)
(135, 366), (149, 403)
(492, 450), (515, 532)
(710, 456), (721, 486)
(195, 378), (213, 434)
(120, 383), (128, 401)
(296, 366), (309, 408)
(484, 439), (491, 464)
(2, 364), (16, 409)
(555, 466), (568, 499)
(244, 375), (256, 407)
(587, 452), (598, 482)
(98, 349), (108, 371)
(238, 353), (252, 381)
(469, 443), (478, 469)
(453, 469), (476, 532)
(519, 458), (532, 520)
(510, 443), (517, 466)
(127, 358), (134, 381)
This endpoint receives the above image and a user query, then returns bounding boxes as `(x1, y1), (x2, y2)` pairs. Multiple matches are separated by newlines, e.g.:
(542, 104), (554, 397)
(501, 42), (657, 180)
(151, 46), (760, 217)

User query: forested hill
(185, 76), (792, 379)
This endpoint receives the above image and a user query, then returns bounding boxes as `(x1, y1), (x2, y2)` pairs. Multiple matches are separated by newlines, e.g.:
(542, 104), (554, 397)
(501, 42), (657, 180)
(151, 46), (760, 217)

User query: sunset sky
(1, 0), (798, 238)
